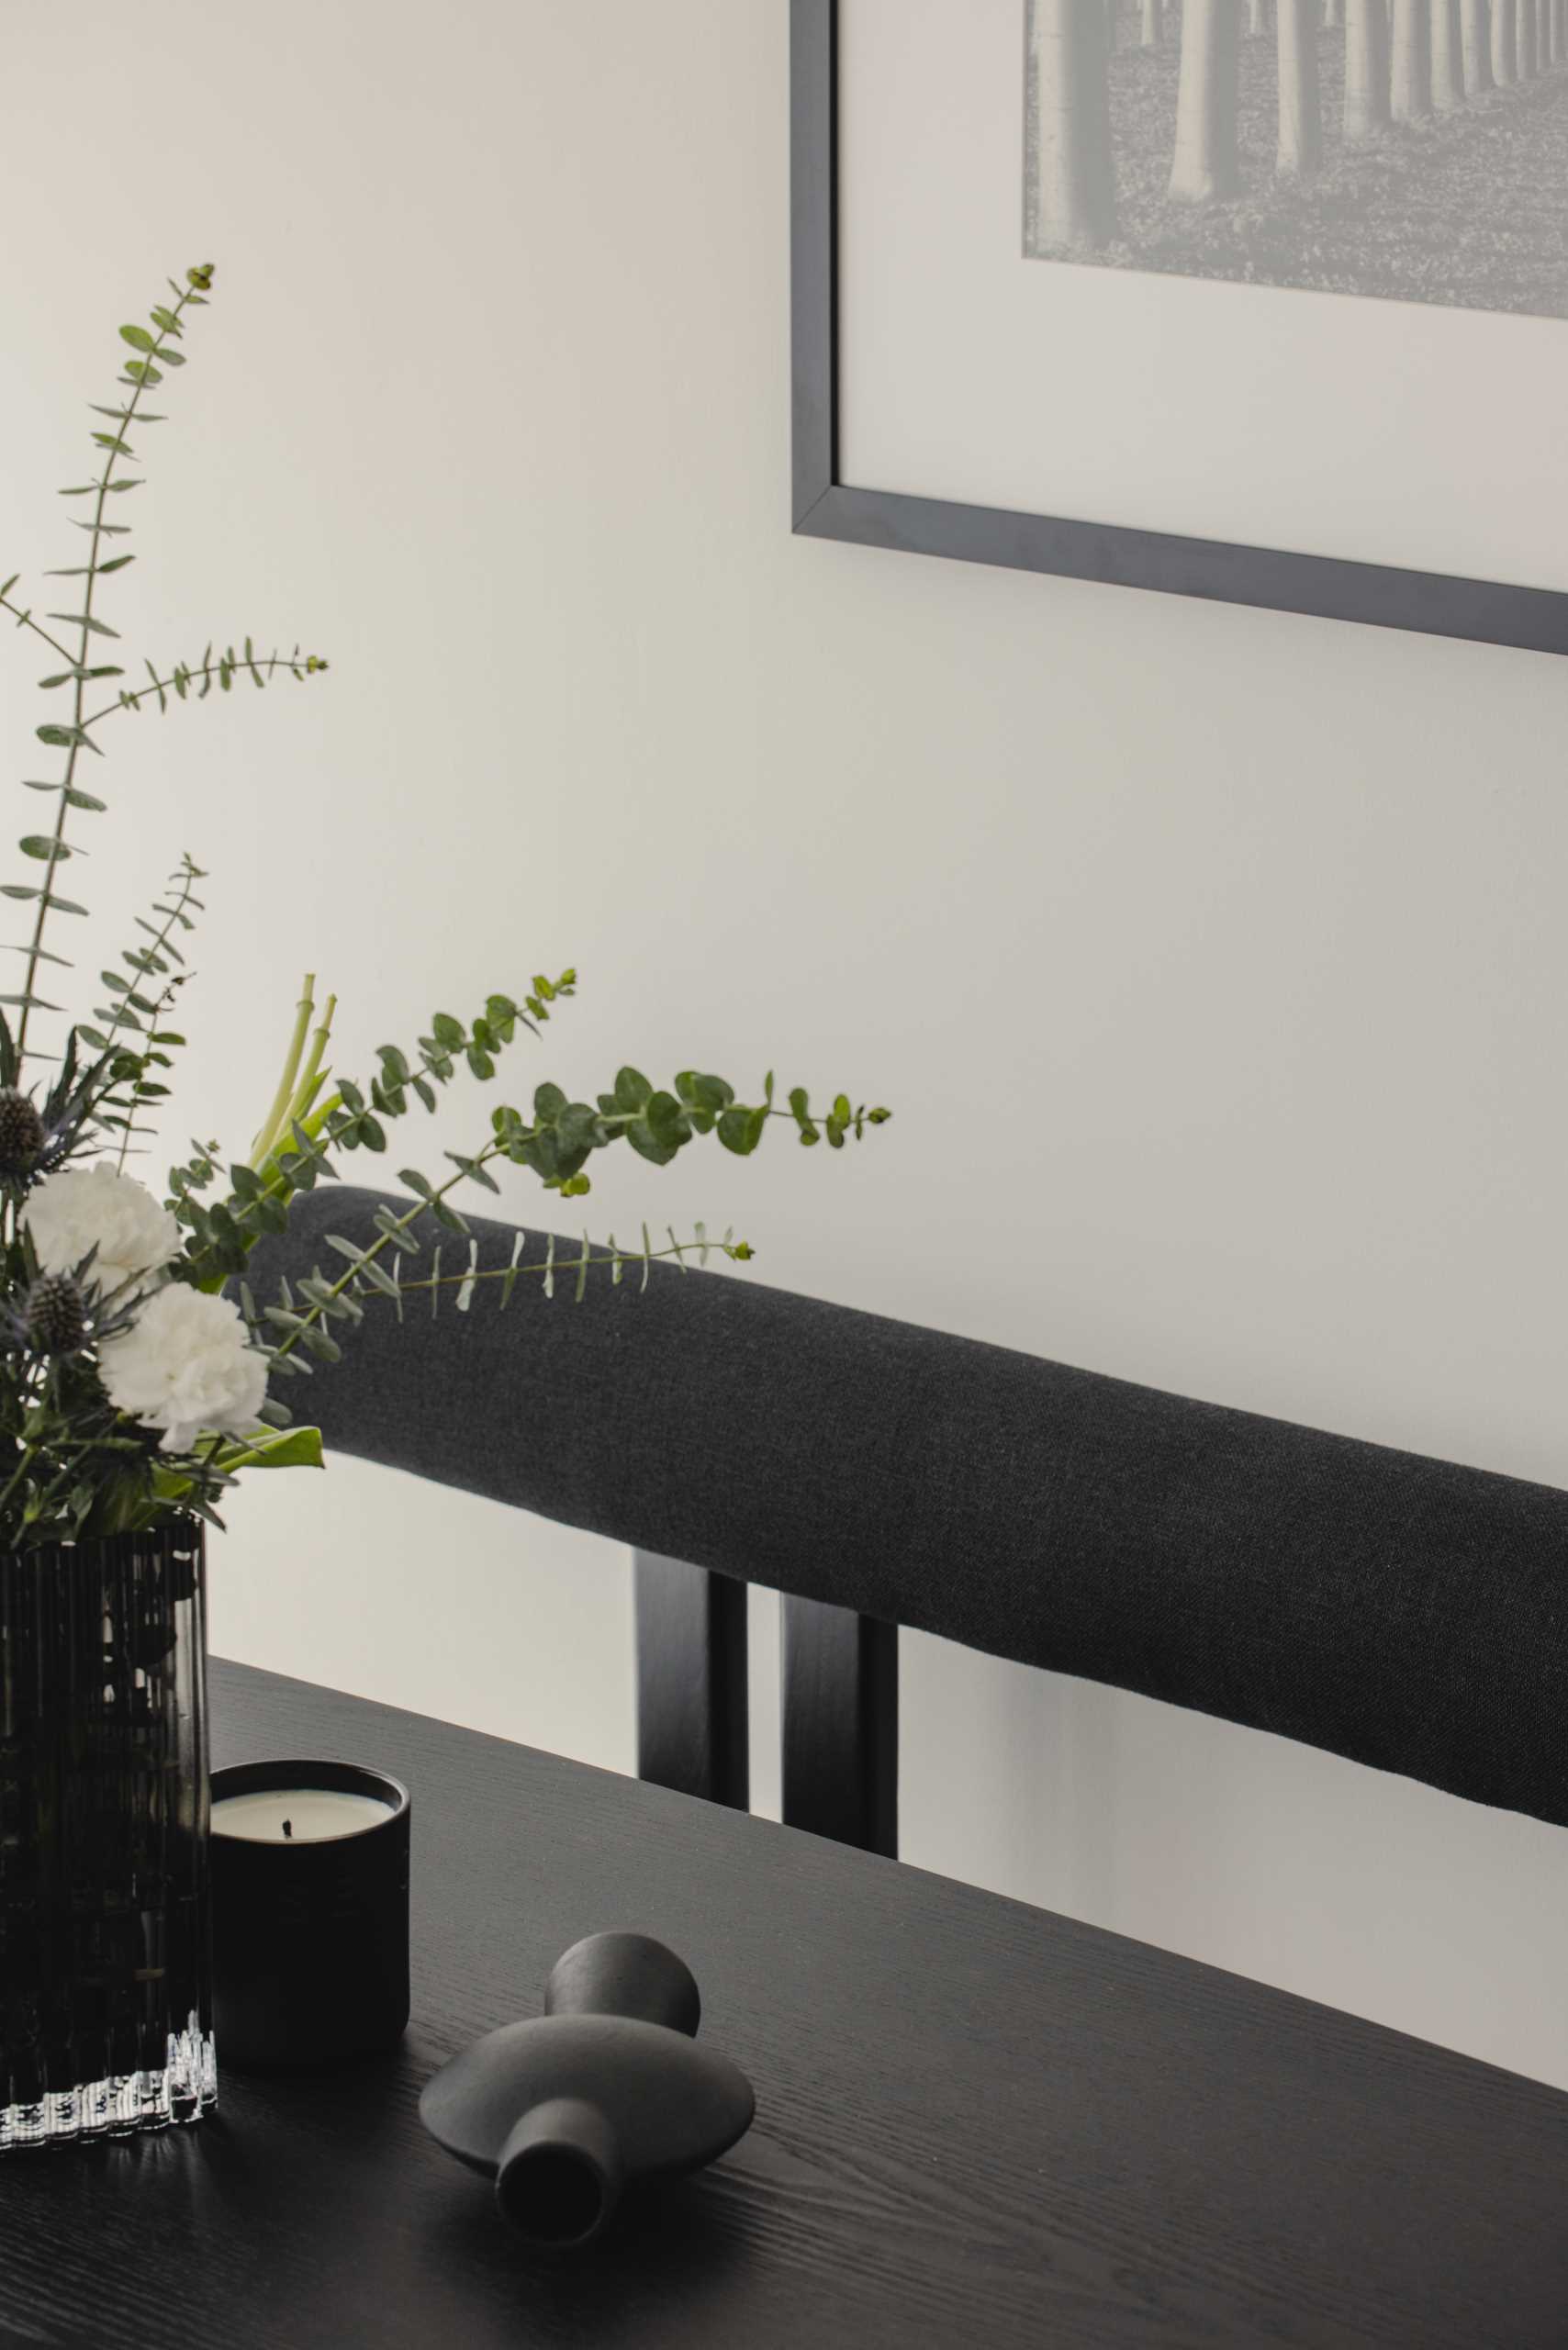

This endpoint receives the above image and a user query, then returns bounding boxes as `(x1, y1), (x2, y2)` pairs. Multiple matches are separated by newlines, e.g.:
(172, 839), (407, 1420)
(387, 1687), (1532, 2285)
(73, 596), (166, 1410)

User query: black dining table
(5, 1658), (1567, 2348)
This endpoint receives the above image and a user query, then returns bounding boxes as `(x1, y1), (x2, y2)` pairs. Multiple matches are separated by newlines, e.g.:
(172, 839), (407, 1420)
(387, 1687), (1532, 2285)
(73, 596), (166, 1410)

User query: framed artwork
(791, 0), (1568, 654)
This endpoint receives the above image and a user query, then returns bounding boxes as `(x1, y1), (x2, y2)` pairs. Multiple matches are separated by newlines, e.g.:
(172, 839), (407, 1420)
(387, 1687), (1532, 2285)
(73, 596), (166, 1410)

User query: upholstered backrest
(253, 1187), (1568, 1830)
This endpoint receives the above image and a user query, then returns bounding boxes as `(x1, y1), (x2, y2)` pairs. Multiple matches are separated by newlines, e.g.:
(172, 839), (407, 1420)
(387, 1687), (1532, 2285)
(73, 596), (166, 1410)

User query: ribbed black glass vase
(0, 1519), (216, 2149)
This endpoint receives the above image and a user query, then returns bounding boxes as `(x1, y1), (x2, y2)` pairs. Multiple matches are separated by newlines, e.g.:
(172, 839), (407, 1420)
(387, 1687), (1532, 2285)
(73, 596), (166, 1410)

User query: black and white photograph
(826, 0), (1568, 639)
(1025, 0), (1568, 316)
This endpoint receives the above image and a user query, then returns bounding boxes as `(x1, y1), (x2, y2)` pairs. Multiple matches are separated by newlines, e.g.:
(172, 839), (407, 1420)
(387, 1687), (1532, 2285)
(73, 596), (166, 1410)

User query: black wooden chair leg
(780, 1595), (898, 1857)
(633, 1550), (750, 1810)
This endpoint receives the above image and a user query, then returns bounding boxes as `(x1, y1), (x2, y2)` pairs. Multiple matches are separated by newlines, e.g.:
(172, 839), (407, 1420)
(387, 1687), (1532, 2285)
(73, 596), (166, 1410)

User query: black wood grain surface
(5, 1661), (1566, 2349)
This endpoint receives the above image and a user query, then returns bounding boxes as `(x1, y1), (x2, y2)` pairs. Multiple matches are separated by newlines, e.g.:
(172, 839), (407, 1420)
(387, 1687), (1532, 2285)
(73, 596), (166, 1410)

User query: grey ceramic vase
(420, 1931), (756, 2248)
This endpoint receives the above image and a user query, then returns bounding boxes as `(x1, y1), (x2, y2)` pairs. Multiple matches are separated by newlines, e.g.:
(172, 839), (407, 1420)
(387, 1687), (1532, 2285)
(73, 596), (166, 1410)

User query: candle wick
(282, 1818), (293, 1841)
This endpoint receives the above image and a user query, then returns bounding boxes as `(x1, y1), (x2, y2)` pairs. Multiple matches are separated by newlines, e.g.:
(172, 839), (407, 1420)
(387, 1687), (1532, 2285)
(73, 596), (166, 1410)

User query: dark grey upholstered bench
(254, 1186), (1568, 1855)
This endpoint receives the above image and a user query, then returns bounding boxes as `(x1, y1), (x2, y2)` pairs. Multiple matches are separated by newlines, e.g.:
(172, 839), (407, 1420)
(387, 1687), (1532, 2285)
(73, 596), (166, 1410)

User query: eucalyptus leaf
(716, 1106), (764, 1158)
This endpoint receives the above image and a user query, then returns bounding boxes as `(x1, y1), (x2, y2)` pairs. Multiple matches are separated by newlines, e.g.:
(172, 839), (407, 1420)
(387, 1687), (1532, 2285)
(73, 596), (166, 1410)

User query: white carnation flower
(27, 1163), (181, 1300)
(99, 1284), (269, 1454)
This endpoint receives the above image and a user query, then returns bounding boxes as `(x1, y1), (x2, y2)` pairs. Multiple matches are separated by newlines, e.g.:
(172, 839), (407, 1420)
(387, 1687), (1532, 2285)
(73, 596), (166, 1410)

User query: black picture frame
(790, 0), (1568, 658)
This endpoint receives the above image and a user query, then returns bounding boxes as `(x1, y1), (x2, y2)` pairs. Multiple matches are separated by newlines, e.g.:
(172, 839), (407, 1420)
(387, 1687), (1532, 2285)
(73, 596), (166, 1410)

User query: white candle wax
(211, 1787), (394, 1844)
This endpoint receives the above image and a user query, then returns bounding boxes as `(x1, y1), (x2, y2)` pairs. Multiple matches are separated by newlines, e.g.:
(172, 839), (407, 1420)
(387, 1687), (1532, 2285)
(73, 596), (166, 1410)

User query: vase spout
(494, 2096), (623, 2246)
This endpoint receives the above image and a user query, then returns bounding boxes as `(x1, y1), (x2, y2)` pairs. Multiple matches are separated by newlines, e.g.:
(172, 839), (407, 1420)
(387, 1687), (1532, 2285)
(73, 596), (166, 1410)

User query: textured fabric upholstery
(252, 1187), (1568, 1830)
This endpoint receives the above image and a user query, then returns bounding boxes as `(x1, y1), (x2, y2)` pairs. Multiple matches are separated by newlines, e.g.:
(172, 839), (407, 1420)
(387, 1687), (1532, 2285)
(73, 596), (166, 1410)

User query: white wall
(6, 0), (1568, 2088)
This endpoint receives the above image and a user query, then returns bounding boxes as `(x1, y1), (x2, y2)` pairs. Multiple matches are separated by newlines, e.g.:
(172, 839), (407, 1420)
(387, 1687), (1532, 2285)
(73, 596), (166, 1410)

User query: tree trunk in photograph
(1325, 0), (1344, 24)
(1028, 0), (1117, 252)
(1277, 0), (1326, 170)
(1345, 0), (1394, 133)
(1517, 0), (1537, 74)
(1538, 0), (1554, 61)
(1169, 0), (1243, 200)
(1461, 0), (1495, 87)
(1143, 0), (1165, 45)
(1493, 0), (1518, 73)
(1431, 0), (1468, 99)
(1249, 0), (1275, 30)
(1390, 0), (1434, 112)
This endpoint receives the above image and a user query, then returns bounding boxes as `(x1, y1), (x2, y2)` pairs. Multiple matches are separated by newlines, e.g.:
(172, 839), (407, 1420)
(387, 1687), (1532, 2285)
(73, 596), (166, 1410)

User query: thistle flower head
(0, 1089), (45, 1180)
(23, 1272), (87, 1356)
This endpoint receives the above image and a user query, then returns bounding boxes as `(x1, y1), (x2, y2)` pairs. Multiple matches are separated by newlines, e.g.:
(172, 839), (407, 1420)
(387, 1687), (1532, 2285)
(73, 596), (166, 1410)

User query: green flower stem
(249, 976), (317, 1168)
(246, 988), (334, 1190)
(17, 283), (201, 1064)
(282, 992), (335, 1140)
(266, 1139), (507, 1367)
(0, 596), (76, 667)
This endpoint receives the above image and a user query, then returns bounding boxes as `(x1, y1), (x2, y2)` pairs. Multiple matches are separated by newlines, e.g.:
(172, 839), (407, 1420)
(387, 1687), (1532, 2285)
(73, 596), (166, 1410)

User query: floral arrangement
(0, 263), (888, 1552)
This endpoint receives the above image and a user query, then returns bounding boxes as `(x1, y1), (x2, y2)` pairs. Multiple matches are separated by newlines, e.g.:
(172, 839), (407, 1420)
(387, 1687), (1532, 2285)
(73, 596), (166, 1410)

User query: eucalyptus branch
(14, 274), (208, 1062)
(227, 1043), (886, 1294)
(486, 1064), (891, 1195)
(372, 1225), (756, 1304)
(57, 856), (207, 1166)
(242, 1050), (880, 1373)
(92, 856), (203, 1065)
(82, 644), (327, 732)
(248, 1209), (755, 1404)
(110, 969), (184, 1173)
(6, 264), (326, 1081)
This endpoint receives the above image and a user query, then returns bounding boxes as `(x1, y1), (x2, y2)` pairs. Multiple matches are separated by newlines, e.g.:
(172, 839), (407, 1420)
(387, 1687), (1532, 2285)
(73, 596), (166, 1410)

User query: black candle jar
(210, 1760), (410, 2069)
